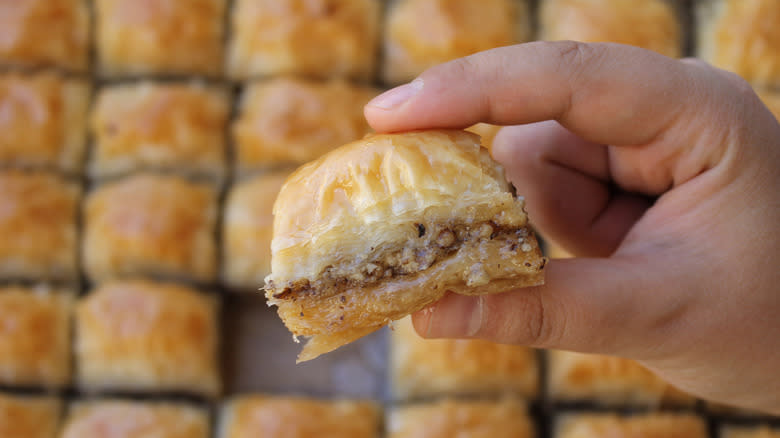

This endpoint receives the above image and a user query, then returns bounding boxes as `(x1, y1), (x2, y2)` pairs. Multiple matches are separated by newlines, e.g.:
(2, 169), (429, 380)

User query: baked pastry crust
(227, 0), (380, 80)
(539, 0), (682, 58)
(0, 170), (81, 282)
(75, 280), (220, 398)
(90, 82), (229, 182)
(0, 393), (62, 438)
(217, 395), (380, 438)
(388, 398), (534, 438)
(223, 171), (289, 291)
(0, 0), (89, 72)
(265, 130), (545, 361)
(61, 400), (209, 438)
(95, 0), (225, 77)
(697, 0), (780, 87)
(555, 413), (708, 438)
(722, 426), (780, 438)
(383, 0), (530, 85)
(0, 72), (90, 174)
(547, 350), (695, 407)
(232, 78), (379, 175)
(466, 123), (502, 152)
(0, 285), (71, 388)
(83, 174), (217, 284)
(391, 317), (538, 400)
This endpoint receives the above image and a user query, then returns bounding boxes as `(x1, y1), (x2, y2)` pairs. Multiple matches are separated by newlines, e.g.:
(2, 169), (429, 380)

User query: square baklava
(0, 392), (62, 438)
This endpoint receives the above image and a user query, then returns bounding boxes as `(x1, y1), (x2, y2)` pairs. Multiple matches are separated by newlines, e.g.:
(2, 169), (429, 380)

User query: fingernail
(368, 78), (423, 110)
(422, 293), (482, 338)
(466, 296), (484, 337)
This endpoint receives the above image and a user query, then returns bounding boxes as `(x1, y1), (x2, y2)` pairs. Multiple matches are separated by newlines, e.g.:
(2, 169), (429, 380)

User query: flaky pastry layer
(265, 130), (545, 361)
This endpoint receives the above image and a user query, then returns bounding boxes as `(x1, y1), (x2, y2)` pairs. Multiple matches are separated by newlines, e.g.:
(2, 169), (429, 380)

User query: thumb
(412, 256), (672, 359)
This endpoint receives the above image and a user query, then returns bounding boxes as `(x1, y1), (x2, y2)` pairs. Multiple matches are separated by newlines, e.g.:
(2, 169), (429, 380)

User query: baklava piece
(75, 280), (220, 398)
(539, 0), (682, 58)
(0, 285), (71, 388)
(265, 130), (546, 361)
(90, 82), (229, 182)
(0, 72), (89, 174)
(466, 123), (502, 152)
(0, 170), (80, 282)
(383, 0), (530, 85)
(388, 398), (534, 438)
(83, 174), (218, 284)
(217, 395), (380, 438)
(232, 78), (379, 176)
(547, 350), (695, 407)
(722, 426), (780, 438)
(61, 400), (209, 438)
(95, 0), (225, 77)
(0, 393), (61, 438)
(697, 0), (780, 87)
(554, 413), (707, 438)
(223, 171), (289, 291)
(0, 0), (89, 72)
(391, 317), (538, 401)
(757, 88), (780, 121)
(227, 0), (380, 80)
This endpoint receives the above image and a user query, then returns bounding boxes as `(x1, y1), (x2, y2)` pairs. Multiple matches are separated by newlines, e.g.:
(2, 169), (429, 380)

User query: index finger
(365, 41), (690, 147)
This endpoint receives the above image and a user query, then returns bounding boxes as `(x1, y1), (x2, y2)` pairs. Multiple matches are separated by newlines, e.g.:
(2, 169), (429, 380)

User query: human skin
(364, 42), (780, 415)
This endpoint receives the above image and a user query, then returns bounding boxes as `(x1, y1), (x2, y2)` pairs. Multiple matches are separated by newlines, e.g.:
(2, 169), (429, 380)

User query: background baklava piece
(547, 350), (695, 408)
(218, 395), (380, 438)
(227, 0), (380, 80)
(0, 392), (62, 438)
(391, 317), (538, 401)
(388, 398), (534, 438)
(0, 72), (89, 175)
(697, 0), (780, 88)
(722, 425), (780, 438)
(757, 88), (780, 121)
(83, 174), (218, 284)
(0, 0), (89, 72)
(75, 280), (220, 398)
(223, 171), (289, 291)
(232, 78), (379, 176)
(60, 399), (210, 438)
(0, 285), (71, 389)
(539, 0), (682, 58)
(90, 82), (229, 183)
(0, 170), (80, 283)
(554, 413), (708, 438)
(382, 0), (531, 85)
(95, 0), (225, 77)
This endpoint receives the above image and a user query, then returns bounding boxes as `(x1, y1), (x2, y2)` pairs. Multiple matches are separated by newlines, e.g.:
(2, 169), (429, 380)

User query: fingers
(493, 122), (652, 256)
(411, 256), (679, 358)
(366, 41), (687, 148)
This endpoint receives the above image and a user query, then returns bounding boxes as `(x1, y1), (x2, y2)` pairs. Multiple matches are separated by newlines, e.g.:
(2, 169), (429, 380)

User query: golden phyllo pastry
(383, 0), (530, 85)
(539, 0), (682, 58)
(388, 398), (534, 438)
(0, 72), (89, 174)
(75, 280), (220, 398)
(554, 413), (708, 438)
(0, 393), (61, 438)
(265, 130), (546, 361)
(223, 171), (289, 291)
(547, 350), (694, 407)
(697, 0), (780, 87)
(391, 317), (538, 400)
(227, 0), (380, 80)
(90, 82), (229, 182)
(217, 395), (380, 438)
(83, 174), (218, 284)
(61, 400), (209, 438)
(95, 0), (225, 77)
(0, 285), (71, 388)
(722, 426), (780, 438)
(0, 170), (81, 282)
(0, 0), (89, 72)
(232, 77), (379, 175)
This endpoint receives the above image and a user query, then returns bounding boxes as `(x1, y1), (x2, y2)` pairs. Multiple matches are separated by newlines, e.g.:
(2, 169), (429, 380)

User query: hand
(365, 42), (780, 415)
